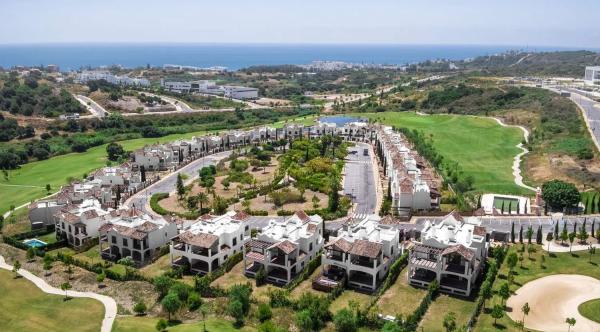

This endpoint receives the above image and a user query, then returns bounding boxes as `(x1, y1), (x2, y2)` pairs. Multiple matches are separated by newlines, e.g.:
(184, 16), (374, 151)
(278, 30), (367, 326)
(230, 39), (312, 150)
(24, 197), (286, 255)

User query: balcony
(325, 252), (344, 262)
(444, 263), (467, 274)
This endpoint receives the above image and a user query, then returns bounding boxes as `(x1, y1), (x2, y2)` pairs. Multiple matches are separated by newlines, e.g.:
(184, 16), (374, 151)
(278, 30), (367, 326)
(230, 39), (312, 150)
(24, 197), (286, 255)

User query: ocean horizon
(0, 43), (594, 71)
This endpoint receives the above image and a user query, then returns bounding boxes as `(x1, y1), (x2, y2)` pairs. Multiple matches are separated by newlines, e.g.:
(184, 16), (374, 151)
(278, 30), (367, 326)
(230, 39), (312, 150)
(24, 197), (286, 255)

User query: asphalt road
(343, 142), (377, 217)
(75, 94), (108, 118)
(125, 151), (232, 214)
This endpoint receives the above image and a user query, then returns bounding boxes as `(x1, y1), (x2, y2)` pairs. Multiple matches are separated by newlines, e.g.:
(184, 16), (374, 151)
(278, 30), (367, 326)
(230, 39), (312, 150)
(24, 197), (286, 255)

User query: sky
(1, 0), (599, 48)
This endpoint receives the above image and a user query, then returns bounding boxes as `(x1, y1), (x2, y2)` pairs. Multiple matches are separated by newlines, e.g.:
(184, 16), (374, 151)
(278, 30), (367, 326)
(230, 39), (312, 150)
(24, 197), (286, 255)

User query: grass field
(0, 269), (104, 332)
(376, 268), (428, 318)
(475, 245), (600, 331)
(329, 290), (373, 314)
(112, 316), (256, 332)
(357, 112), (529, 195)
(579, 299), (600, 323)
(419, 293), (477, 332)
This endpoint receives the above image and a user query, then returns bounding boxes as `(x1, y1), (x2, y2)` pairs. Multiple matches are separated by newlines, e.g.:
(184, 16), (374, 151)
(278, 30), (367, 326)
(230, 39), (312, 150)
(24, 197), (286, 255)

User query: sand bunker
(507, 274), (600, 332)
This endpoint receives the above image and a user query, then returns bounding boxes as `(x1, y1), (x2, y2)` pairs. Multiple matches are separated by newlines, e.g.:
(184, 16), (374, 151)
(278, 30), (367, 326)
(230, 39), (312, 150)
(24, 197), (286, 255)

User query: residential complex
(408, 212), (488, 296)
(76, 71), (150, 86)
(244, 211), (324, 285)
(375, 125), (441, 214)
(317, 214), (400, 292)
(160, 79), (259, 99)
(170, 211), (251, 274)
(99, 209), (178, 265)
(584, 66), (600, 86)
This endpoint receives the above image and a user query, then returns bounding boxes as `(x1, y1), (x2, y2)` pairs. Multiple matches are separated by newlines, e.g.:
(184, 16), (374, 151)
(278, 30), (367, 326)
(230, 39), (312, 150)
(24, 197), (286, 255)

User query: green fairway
(0, 130), (210, 215)
(579, 299), (600, 323)
(358, 112), (529, 195)
(112, 316), (256, 332)
(0, 269), (104, 332)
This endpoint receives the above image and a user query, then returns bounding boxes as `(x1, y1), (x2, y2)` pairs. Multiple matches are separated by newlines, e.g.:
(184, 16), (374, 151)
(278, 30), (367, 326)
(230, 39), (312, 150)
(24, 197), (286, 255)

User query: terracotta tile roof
(325, 237), (353, 253)
(349, 239), (382, 259)
(294, 211), (311, 223)
(473, 226), (487, 237)
(446, 210), (465, 222)
(399, 177), (414, 193)
(306, 223), (318, 234)
(233, 211), (251, 221)
(177, 231), (219, 248)
(61, 212), (81, 224)
(137, 221), (159, 232)
(246, 239), (273, 250)
(82, 210), (99, 219)
(199, 214), (213, 221)
(98, 223), (114, 233)
(270, 240), (297, 255)
(441, 244), (474, 261)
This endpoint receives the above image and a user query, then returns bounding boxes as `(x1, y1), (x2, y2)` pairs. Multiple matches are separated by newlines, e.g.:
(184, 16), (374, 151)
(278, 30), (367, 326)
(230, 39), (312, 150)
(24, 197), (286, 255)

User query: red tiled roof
(441, 244), (474, 261)
(270, 240), (297, 255)
(348, 239), (382, 259)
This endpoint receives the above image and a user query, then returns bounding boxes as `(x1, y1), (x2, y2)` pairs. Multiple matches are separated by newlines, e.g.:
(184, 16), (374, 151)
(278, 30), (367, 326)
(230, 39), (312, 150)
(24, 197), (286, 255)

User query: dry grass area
(243, 188), (328, 215)
(210, 261), (275, 303)
(524, 153), (600, 189)
(329, 290), (373, 314)
(289, 266), (323, 299)
(419, 294), (477, 332)
(376, 268), (428, 318)
(0, 244), (160, 315)
(139, 254), (195, 286)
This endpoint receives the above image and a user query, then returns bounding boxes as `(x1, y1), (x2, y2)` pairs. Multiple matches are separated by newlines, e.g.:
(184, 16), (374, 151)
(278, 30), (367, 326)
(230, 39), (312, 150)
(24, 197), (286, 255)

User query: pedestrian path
(0, 254), (117, 332)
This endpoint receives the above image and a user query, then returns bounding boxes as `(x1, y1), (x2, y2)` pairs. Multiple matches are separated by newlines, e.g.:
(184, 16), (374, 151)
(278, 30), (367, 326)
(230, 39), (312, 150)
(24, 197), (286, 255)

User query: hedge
(53, 251), (152, 282)
(402, 280), (440, 331)
(284, 254), (322, 291)
(193, 251), (243, 297)
(150, 192), (199, 220)
(3, 228), (67, 252)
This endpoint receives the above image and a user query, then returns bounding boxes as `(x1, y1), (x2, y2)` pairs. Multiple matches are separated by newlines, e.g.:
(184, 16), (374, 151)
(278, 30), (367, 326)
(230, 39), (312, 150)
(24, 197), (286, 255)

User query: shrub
(187, 291), (202, 311)
(257, 303), (273, 322)
(333, 308), (357, 332)
(255, 266), (267, 286)
(133, 301), (147, 316)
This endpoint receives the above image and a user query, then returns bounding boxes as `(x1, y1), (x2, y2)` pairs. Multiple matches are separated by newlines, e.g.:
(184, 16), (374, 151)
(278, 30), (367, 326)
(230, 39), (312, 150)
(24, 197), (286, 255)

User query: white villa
(99, 209), (178, 265)
(376, 125), (441, 214)
(244, 211), (324, 285)
(54, 198), (111, 249)
(131, 145), (175, 171)
(170, 211), (252, 274)
(318, 214), (400, 292)
(408, 211), (488, 296)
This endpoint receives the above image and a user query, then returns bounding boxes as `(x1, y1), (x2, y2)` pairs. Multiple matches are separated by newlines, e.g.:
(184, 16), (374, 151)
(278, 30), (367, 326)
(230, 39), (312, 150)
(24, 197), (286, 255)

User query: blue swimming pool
(23, 239), (47, 248)
(318, 116), (366, 126)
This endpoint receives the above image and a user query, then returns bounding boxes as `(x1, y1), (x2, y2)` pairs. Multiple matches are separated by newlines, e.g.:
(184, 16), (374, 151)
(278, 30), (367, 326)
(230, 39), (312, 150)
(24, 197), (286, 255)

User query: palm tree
(197, 192), (209, 214)
(521, 302), (530, 329)
(565, 317), (576, 332)
(61, 282), (72, 300)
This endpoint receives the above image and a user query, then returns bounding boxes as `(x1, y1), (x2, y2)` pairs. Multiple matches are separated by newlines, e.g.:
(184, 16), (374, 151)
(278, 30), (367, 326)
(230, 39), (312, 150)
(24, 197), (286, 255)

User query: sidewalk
(0, 254), (117, 332)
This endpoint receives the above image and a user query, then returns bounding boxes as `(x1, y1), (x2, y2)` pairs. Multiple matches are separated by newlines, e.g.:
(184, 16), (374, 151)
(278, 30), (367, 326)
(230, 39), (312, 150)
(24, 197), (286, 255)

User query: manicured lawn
(272, 114), (318, 128)
(475, 245), (600, 331)
(419, 293), (477, 332)
(376, 268), (428, 318)
(0, 269), (104, 332)
(329, 290), (373, 314)
(0, 130), (208, 215)
(579, 298), (600, 323)
(357, 112), (530, 195)
(112, 316), (256, 332)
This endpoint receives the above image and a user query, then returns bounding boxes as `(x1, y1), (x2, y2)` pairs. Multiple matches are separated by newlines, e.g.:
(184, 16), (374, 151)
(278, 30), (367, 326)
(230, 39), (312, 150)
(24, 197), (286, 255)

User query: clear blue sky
(1, 0), (599, 47)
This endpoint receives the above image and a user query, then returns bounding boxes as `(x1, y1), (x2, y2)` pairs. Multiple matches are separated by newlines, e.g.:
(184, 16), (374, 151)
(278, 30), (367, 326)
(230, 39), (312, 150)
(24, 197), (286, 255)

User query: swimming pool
(23, 238), (47, 248)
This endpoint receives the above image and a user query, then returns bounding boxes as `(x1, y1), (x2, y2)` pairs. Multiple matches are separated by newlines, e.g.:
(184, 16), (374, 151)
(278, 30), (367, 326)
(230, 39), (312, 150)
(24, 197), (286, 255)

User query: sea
(0, 43), (587, 71)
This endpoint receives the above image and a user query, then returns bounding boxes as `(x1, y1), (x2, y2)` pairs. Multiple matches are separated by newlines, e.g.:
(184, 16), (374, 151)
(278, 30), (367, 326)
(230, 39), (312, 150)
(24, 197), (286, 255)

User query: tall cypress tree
(519, 225), (524, 243)
(508, 201), (513, 215)
(536, 225), (543, 244)
(511, 222), (516, 243)
(554, 221), (559, 239)
(592, 220), (596, 238)
(140, 165), (146, 183)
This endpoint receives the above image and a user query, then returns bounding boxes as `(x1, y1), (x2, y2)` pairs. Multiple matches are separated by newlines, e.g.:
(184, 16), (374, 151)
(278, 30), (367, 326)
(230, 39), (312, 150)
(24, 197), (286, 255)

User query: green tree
(480, 280), (492, 309)
(328, 175), (340, 212)
(566, 317), (576, 332)
(161, 292), (182, 321)
(96, 271), (106, 288)
(499, 282), (510, 306)
(60, 282), (72, 300)
(153, 275), (174, 297)
(229, 300), (245, 326)
(541, 180), (580, 211)
(134, 301), (147, 316)
(295, 309), (313, 332)
(521, 302), (530, 329)
(12, 260), (21, 278)
(26, 247), (36, 261)
(43, 259), (52, 276)
(443, 311), (457, 332)
(568, 232), (576, 253)
(197, 192), (209, 213)
(526, 226), (533, 244)
(176, 173), (185, 200)
(333, 308), (357, 332)
(45, 184), (51, 193)
(491, 304), (504, 326)
(578, 226), (589, 244)
(506, 252), (518, 274)
(106, 142), (125, 161)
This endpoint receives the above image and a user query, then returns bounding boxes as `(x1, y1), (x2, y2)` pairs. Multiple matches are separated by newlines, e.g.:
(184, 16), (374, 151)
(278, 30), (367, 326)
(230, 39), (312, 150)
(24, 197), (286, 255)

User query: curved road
(125, 151), (232, 215)
(0, 254), (117, 332)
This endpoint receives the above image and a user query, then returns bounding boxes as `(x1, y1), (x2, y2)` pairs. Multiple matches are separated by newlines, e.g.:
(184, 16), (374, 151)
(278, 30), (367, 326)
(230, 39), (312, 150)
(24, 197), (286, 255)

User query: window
(309, 243), (313, 251)
(233, 238), (237, 246)
(123, 238), (128, 247)
(111, 236), (117, 244)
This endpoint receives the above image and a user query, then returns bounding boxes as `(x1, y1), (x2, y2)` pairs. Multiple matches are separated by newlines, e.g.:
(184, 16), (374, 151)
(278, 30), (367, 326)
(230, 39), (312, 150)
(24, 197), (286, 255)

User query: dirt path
(507, 274), (600, 332)
(0, 254), (117, 332)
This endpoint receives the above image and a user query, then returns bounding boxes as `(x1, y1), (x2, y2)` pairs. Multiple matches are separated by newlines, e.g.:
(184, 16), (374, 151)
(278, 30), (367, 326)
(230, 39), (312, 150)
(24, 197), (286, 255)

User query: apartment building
(99, 209), (178, 265)
(584, 66), (600, 86)
(54, 198), (110, 249)
(222, 86), (259, 100)
(131, 145), (175, 171)
(318, 214), (400, 292)
(375, 125), (441, 214)
(244, 211), (324, 285)
(76, 71), (149, 86)
(408, 211), (488, 296)
(170, 211), (251, 274)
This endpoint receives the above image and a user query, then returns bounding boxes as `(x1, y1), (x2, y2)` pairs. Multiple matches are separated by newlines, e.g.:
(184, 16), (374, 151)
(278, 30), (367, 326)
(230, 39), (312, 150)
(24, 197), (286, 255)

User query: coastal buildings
(222, 86), (259, 100)
(584, 66), (600, 86)
(244, 211), (324, 285)
(76, 71), (150, 86)
(99, 209), (177, 265)
(408, 212), (488, 296)
(159, 79), (258, 99)
(375, 125), (441, 214)
(170, 211), (251, 274)
(317, 214), (400, 292)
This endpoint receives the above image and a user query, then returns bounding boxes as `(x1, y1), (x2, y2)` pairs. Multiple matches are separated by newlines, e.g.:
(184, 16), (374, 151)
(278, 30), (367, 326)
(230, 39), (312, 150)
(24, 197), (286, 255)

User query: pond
(318, 115), (366, 126)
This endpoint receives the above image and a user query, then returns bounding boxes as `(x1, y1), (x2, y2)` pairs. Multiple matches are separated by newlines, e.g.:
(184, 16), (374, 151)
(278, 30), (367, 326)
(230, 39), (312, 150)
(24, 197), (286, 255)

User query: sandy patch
(507, 274), (600, 332)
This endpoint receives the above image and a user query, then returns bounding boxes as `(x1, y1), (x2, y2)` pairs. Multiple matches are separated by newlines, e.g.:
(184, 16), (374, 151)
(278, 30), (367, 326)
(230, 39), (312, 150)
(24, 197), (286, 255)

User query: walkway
(0, 254), (117, 332)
